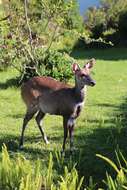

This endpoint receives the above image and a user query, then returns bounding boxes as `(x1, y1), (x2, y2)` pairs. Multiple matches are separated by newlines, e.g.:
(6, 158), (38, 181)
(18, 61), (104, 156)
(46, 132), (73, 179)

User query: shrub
(84, 0), (127, 46)
(0, 0), (82, 78)
(17, 48), (74, 83)
(39, 49), (74, 82)
(0, 38), (15, 71)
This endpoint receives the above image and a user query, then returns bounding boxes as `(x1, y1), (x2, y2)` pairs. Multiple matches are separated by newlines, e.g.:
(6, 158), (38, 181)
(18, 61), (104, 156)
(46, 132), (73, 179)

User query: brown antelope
(20, 58), (96, 153)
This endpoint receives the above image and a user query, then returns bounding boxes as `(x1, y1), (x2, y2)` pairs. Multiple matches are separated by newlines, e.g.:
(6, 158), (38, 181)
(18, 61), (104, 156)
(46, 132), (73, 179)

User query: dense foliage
(1, 0), (127, 76)
(84, 0), (127, 45)
(0, 0), (82, 82)
(41, 50), (73, 81)
(20, 49), (74, 82)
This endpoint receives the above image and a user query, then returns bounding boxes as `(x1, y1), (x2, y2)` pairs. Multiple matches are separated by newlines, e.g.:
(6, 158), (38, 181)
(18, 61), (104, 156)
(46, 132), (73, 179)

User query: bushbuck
(20, 58), (96, 153)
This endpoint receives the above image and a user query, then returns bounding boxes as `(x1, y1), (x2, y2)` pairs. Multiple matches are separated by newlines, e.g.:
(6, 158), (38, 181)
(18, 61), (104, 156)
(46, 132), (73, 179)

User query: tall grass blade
(96, 154), (119, 173)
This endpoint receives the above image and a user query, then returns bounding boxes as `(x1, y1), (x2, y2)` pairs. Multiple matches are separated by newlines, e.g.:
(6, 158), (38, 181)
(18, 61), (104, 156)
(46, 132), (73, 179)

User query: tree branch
(24, 0), (33, 49)
(0, 15), (10, 22)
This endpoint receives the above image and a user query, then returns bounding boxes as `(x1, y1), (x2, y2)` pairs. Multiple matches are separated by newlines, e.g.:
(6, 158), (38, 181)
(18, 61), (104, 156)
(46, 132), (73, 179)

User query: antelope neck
(73, 84), (86, 103)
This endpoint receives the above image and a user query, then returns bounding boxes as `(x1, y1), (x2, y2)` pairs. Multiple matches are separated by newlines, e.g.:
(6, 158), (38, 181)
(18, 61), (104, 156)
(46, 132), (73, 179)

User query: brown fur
(21, 76), (71, 107)
(20, 59), (96, 153)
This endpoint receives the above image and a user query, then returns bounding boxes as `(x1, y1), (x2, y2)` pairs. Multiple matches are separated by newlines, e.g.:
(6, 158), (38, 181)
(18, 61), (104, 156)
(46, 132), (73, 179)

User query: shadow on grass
(0, 98), (127, 188)
(73, 97), (127, 187)
(92, 103), (121, 109)
(75, 127), (127, 187)
(7, 113), (24, 119)
(70, 47), (127, 61)
(0, 78), (19, 89)
(0, 133), (56, 161)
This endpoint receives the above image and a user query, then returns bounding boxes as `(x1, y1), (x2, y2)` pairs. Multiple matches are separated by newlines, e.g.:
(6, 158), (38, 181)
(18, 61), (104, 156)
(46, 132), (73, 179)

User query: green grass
(0, 48), (127, 188)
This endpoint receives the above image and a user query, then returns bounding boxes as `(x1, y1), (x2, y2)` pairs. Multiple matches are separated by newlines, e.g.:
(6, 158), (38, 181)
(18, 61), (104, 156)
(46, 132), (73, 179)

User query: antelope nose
(91, 80), (96, 86)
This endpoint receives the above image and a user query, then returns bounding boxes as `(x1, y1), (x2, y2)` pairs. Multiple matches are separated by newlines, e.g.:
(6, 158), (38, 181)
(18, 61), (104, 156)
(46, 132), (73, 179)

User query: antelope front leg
(62, 116), (69, 154)
(68, 117), (75, 153)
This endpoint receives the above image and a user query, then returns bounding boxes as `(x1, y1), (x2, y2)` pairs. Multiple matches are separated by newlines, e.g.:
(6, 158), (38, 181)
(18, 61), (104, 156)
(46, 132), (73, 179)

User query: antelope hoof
(44, 138), (50, 144)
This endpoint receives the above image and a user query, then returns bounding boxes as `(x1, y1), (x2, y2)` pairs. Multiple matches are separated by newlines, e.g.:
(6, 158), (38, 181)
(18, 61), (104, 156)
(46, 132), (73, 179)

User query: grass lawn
(0, 48), (127, 188)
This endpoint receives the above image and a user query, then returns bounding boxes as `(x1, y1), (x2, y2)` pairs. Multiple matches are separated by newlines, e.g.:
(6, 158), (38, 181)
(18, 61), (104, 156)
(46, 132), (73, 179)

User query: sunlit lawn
(0, 48), (127, 187)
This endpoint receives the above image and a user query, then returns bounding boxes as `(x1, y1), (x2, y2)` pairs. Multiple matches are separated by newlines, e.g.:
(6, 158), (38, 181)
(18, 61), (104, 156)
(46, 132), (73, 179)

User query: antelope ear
(72, 63), (80, 73)
(84, 58), (96, 69)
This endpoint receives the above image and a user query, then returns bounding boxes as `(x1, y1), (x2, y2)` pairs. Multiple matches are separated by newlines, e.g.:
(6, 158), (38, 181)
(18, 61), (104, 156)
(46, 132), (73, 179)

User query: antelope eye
(80, 74), (87, 78)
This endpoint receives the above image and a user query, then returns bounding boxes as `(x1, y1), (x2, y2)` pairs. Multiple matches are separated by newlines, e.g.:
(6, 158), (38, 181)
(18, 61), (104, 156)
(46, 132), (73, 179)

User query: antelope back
(21, 76), (70, 108)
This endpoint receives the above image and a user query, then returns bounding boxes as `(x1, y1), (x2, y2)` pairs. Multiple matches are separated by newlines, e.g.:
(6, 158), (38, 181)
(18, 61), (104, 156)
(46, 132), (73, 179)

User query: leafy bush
(39, 49), (74, 82)
(0, 38), (15, 71)
(20, 48), (74, 83)
(84, 0), (127, 46)
(85, 7), (106, 39)
(0, 0), (81, 83)
(60, 35), (76, 53)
